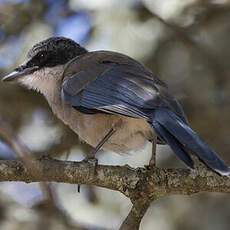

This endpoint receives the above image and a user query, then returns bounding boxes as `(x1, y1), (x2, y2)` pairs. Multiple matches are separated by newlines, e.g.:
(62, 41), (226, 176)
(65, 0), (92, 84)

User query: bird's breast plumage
(53, 102), (153, 153)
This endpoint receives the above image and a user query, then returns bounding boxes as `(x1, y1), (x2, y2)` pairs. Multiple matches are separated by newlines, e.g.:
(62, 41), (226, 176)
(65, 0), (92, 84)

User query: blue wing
(62, 52), (186, 122)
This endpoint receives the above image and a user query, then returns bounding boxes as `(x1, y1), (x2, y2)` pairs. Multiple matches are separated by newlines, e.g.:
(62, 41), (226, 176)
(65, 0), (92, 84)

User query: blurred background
(0, 0), (230, 229)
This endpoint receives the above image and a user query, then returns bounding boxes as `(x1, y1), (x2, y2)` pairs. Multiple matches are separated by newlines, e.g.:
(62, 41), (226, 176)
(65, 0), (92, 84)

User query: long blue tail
(151, 108), (229, 176)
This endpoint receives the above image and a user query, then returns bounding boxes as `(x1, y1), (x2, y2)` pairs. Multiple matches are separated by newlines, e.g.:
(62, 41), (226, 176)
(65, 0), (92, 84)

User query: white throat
(19, 65), (65, 98)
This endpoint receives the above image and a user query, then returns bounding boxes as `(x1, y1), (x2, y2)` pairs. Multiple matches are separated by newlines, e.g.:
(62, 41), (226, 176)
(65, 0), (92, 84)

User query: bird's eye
(38, 52), (46, 59)
(27, 51), (49, 68)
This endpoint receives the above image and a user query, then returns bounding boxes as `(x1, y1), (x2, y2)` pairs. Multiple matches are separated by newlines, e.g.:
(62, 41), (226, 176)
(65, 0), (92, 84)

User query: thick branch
(120, 200), (150, 230)
(0, 158), (229, 197)
(0, 158), (230, 229)
(0, 158), (139, 195)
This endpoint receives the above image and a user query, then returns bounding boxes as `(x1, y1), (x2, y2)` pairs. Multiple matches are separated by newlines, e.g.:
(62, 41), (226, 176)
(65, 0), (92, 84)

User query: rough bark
(0, 158), (229, 229)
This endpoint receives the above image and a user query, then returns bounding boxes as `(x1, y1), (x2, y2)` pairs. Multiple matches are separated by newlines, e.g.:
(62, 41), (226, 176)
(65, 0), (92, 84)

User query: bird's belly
(68, 111), (153, 153)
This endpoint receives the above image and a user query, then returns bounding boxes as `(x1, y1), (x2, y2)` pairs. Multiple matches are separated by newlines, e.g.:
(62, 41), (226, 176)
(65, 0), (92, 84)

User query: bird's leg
(149, 135), (157, 167)
(83, 126), (117, 164)
(83, 119), (122, 173)
(78, 122), (120, 193)
(82, 128), (115, 172)
(91, 128), (116, 156)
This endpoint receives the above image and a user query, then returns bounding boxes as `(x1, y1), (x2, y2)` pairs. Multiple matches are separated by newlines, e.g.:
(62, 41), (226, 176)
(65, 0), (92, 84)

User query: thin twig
(0, 120), (56, 209)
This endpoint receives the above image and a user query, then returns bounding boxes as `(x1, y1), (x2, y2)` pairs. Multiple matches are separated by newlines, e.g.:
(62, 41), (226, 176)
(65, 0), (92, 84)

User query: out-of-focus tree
(0, 0), (230, 229)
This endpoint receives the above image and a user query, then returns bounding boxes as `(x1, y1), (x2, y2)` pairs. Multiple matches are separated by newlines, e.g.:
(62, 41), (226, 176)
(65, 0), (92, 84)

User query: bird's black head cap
(27, 37), (87, 68)
(2, 37), (87, 82)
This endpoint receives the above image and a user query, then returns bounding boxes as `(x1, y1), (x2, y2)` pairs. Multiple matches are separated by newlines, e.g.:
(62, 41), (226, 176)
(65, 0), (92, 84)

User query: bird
(2, 36), (229, 176)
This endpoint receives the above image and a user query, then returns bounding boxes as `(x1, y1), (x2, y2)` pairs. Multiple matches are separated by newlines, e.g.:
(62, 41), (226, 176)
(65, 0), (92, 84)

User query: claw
(77, 184), (81, 193)
(77, 156), (98, 193)
(83, 156), (98, 176)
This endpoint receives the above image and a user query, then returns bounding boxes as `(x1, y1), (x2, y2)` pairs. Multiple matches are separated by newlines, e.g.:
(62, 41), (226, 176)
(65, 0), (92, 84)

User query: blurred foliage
(0, 0), (230, 229)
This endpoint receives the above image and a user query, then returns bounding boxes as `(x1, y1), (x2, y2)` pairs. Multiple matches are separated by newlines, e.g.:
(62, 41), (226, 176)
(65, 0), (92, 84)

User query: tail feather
(153, 122), (194, 168)
(152, 108), (229, 176)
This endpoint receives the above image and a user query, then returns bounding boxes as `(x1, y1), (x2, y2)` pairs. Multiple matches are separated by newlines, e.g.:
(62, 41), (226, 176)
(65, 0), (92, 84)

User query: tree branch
(1, 157), (229, 229)
(0, 157), (229, 229)
(0, 158), (229, 196)
(120, 200), (151, 230)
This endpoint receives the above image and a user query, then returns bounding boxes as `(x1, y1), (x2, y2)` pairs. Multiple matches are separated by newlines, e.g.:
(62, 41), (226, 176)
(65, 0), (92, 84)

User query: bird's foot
(77, 156), (98, 193)
(148, 158), (157, 169)
(39, 154), (52, 160)
(82, 155), (98, 175)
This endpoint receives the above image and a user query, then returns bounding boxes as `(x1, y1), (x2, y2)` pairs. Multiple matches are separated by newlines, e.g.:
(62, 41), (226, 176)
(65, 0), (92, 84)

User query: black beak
(1, 63), (39, 82)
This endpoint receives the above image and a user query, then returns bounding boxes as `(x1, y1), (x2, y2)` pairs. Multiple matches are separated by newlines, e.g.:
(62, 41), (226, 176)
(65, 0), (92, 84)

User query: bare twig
(0, 121), (57, 209)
